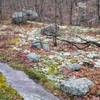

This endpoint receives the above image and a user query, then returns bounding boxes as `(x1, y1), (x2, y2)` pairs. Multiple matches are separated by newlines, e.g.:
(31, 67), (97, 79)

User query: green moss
(0, 53), (8, 61)
(43, 58), (59, 75)
(48, 64), (59, 75)
(0, 73), (23, 100)
(9, 62), (25, 70)
(44, 80), (59, 91)
(23, 68), (47, 82)
(7, 36), (20, 45)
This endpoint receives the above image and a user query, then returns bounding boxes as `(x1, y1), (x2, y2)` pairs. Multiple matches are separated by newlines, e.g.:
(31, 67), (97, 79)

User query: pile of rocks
(12, 11), (27, 24)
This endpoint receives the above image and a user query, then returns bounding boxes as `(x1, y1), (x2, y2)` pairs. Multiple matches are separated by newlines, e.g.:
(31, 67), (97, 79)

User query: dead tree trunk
(39, 0), (45, 21)
(53, 0), (58, 47)
(97, 0), (100, 22)
(58, 0), (63, 25)
(69, 0), (74, 25)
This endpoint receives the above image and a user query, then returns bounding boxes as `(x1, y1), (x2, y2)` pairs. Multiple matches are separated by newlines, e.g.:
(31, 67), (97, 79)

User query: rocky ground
(0, 22), (100, 100)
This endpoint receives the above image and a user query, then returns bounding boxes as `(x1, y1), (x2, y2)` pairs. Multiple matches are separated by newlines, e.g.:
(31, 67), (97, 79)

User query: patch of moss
(0, 73), (23, 100)
(44, 81), (59, 92)
(25, 68), (47, 82)
(7, 36), (20, 45)
(0, 53), (8, 62)
(9, 62), (25, 70)
(48, 64), (59, 75)
(43, 58), (60, 75)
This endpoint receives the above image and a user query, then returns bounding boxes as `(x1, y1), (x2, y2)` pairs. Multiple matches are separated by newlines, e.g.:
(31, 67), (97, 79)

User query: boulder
(12, 10), (38, 24)
(67, 63), (81, 71)
(42, 43), (50, 51)
(32, 39), (49, 51)
(32, 39), (42, 49)
(60, 78), (94, 96)
(27, 53), (40, 62)
(25, 10), (38, 21)
(12, 12), (27, 24)
(61, 63), (81, 71)
(41, 24), (59, 36)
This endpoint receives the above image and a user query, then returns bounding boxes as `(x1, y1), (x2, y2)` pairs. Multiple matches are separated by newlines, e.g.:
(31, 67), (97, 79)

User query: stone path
(0, 63), (59, 100)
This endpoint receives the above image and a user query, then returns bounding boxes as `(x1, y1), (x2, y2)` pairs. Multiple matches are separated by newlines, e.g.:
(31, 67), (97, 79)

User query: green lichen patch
(7, 36), (20, 45)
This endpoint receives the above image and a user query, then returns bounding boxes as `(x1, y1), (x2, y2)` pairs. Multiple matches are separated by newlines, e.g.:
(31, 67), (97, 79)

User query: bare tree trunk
(69, 0), (73, 25)
(97, 0), (100, 22)
(58, 0), (63, 25)
(34, 0), (38, 13)
(39, 0), (45, 21)
(53, 0), (58, 47)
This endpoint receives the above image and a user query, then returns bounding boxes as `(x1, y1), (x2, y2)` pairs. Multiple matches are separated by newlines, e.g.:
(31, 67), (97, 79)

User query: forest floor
(0, 22), (100, 100)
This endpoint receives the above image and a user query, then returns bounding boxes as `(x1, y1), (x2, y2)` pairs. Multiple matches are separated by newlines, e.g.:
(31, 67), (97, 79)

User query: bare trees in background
(0, 0), (2, 13)
(38, 0), (45, 21)
(0, 0), (3, 21)
(0, 0), (100, 26)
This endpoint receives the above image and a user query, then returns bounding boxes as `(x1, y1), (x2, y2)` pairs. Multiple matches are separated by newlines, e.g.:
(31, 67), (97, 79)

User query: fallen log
(76, 35), (100, 47)
(57, 37), (91, 50)
(57, 34), (100, 50)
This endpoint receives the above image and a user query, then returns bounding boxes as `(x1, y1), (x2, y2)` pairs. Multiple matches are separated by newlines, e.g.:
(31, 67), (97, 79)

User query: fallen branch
(76, 35), (100, 47)
(56, 34), (100, 49)
(57, 37), (91, 50)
